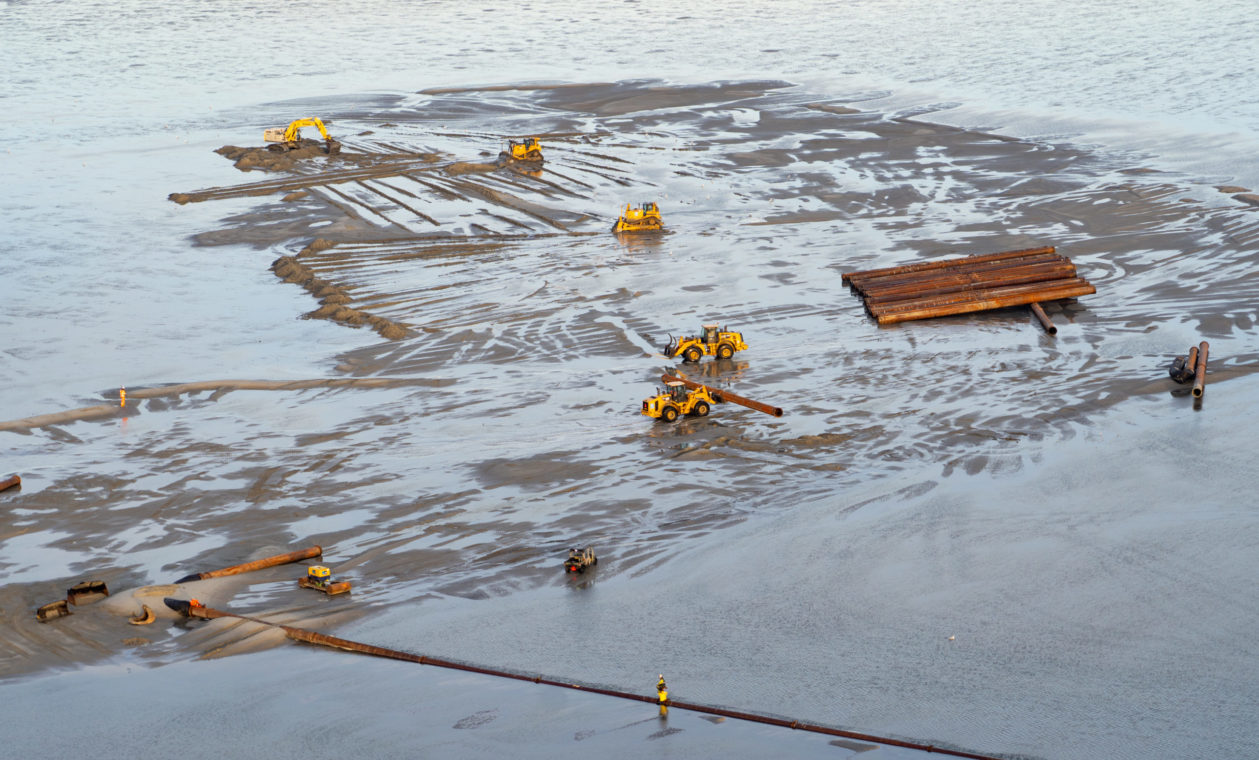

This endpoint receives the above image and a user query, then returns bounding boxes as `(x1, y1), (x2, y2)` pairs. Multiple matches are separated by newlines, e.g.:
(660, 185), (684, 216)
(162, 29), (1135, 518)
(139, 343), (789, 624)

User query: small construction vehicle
(564, 547), (597, 574)
(298, 565), (352, 595)
(500, 137), (543, 163)
(263, 117), (341, 155)
(665, 324), (748, 363)
(613, 202), (663, 233)
(641, 381), (717, 422)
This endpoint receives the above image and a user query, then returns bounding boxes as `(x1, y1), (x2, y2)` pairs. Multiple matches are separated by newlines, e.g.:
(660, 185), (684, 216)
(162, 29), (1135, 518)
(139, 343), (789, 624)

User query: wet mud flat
(5, 80), (1259, 759)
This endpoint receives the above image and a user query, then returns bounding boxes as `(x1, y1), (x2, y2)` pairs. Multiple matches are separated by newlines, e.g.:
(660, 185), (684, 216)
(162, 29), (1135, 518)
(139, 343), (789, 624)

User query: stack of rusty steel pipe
(842, 246), (1095, 329)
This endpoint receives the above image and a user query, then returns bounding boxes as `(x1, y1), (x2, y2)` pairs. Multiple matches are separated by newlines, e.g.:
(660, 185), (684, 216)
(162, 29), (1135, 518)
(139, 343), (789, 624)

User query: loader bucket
(67, 580), (109, 605)
(36, 600), (70, 622)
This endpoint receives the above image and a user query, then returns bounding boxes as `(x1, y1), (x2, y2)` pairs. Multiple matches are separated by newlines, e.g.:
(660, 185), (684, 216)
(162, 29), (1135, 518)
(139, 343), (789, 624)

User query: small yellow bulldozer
(613, 202), (663, 233)
(665, 324), (748, 363)
(641, 381), (717, 422)
(263, 117), (341, 154)
(500, 137), (543, 163)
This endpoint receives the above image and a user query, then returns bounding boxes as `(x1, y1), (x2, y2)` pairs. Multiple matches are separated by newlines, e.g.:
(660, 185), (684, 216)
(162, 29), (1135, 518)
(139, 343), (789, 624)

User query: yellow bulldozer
(613, 202), (663, 233)
(641, 381), (717, 422)
(664, 324), (748, 363)
(500, 137), (543, 163)
(263, 117), (341, 154)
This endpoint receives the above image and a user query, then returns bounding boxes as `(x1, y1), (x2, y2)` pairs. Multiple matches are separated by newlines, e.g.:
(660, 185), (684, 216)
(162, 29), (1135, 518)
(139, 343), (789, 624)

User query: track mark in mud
(453, 709), (499, 729)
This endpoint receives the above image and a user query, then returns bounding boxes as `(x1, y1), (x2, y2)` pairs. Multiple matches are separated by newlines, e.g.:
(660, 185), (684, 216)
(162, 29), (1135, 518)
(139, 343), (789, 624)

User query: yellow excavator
(500, 137), (543, 163)
(641, 381), (717, 422)
(613, 202), (663, 233)
(665, 323), (748, 362)
(263, 117), (341, 155)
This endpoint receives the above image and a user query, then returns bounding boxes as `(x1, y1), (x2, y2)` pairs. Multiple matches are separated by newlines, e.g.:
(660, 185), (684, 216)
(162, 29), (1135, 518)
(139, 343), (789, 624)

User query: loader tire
(693, 401), (710, 417)
(683, 347), (702, 363)
(716, 343), (734, 360)
(661, 405), (679, 422)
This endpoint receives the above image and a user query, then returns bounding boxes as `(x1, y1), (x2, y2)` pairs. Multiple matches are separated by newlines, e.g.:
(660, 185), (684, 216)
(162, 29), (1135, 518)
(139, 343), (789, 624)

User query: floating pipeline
(164, 599), (1000, 760)
(174, 546), (323, 584)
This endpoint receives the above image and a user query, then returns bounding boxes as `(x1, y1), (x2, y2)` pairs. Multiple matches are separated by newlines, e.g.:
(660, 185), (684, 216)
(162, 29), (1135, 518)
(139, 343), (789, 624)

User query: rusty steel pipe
(0, 474), (20, 492)
(1029, 302), (1057, 334)
(851, 257), (1067, 297)
(163, 599), (1001, 760)
(174, 545), (322, 584)
(870, 278), (1091, 316)
(661, 374), (783, 417)
(857, 259), (1073, 297)
(862, 263), (1079, 305)
(850, 253), (1067, 294)
(876, 283), (1097, 324)
(1192, 341), (1209, 398)
(842, 245), (1055, 284)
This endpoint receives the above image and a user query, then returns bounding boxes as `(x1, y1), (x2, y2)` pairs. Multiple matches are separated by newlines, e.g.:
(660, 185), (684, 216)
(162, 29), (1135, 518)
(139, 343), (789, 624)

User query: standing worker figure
(656, 674), (668, 718)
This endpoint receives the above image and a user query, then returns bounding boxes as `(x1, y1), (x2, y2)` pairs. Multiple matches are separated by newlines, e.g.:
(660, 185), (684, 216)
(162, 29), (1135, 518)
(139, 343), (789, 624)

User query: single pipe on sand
(660, 374), (784, 417)
(861, 263), (1078, 305)
(1192, 341), (1209, 398)
(1029, 302), (1057, 334)
(164, 599), (1001, 760)
(174, 546), (322, 584)
(0, 474), (20, 492)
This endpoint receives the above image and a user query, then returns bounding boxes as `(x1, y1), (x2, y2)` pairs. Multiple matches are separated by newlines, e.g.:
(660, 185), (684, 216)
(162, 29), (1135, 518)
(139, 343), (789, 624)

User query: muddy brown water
(4, 80), (1259, 759)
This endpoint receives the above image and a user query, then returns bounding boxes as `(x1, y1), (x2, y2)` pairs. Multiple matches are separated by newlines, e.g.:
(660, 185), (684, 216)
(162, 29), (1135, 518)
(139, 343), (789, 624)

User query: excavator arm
(283, 117), (331, 142)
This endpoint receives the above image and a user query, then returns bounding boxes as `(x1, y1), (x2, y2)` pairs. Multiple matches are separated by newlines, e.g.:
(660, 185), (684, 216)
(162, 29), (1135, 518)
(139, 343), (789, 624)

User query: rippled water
(3, 2), (1259, 759)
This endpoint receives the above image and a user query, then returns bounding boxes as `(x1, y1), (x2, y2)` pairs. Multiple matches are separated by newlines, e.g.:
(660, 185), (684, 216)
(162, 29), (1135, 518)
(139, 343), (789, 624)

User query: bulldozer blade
(67, 580), (109, 605)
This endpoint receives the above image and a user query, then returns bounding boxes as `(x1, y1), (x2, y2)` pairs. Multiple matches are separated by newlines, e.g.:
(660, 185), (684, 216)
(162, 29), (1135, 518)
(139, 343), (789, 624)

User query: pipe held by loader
(660, 374), (784, 417)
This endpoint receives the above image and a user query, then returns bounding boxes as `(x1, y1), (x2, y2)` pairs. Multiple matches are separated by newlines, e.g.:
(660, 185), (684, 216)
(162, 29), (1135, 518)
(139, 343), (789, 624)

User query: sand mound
(271, 244), (410, 340)
(216, 140), (338, 173)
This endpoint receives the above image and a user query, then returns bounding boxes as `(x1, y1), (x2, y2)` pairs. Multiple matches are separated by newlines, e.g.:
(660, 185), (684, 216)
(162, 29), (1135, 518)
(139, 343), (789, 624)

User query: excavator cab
(263, 117), (341, 155)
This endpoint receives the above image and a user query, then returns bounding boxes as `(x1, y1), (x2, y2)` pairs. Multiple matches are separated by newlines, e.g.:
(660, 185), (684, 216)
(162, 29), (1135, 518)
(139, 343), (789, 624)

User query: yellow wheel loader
(664, 323), (748, 363)
(641, 381), (717, 422)
(613, 201), (663, 233)
(263, 117), (341, 155)
(500, 137), (543, 163)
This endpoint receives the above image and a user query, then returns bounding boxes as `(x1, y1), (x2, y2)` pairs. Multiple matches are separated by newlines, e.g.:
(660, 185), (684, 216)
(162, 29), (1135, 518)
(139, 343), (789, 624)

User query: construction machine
(613, 202), (663, 233)
(298, 564), (352, 595)
(665, 323), (748, 362)
(641, 381), (717, 422)
(263, 117), (341, 155)
(500, 137), (543, 163)
(564, 547), (598, 574)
